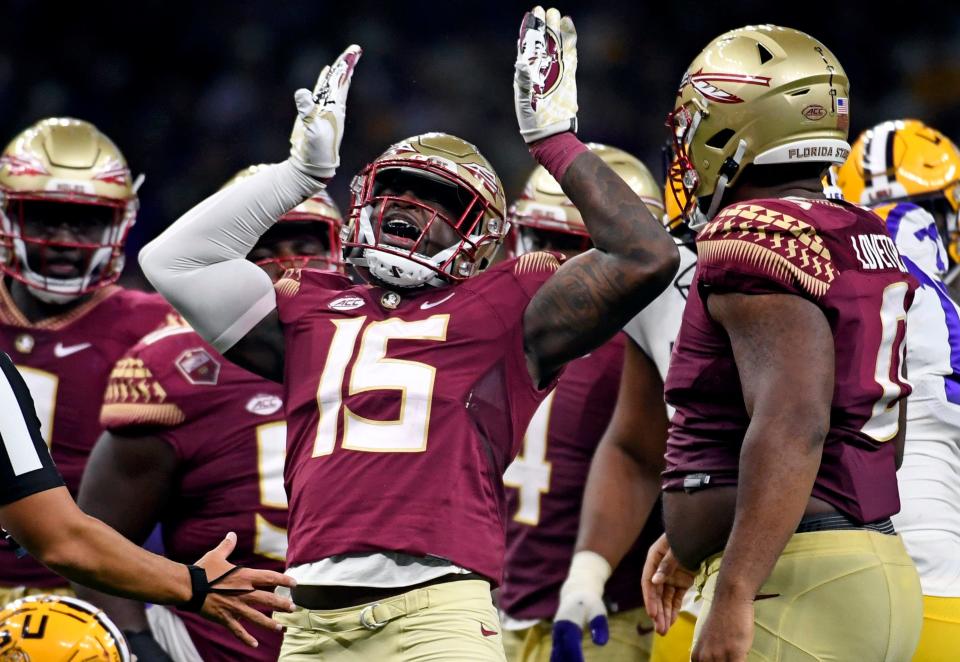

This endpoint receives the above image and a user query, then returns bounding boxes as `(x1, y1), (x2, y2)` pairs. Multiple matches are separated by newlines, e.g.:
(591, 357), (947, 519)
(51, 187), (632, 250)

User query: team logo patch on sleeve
(175, 348), (221, 386)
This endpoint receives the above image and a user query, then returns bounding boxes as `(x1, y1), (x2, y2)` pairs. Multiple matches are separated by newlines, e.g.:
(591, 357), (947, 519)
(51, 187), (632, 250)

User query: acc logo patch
(175, 347), (221, 386)
(802, 104), (827, 121)
(246, 394), (283, 416)
(329, 295), (365, 311)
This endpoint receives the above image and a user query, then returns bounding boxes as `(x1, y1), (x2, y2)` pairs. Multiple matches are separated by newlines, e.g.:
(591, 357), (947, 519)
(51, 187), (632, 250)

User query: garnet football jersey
(501, 334), (661, 620)
(276, 252), (563, 584)
(664, 198), (917, 524)
(0, 281), (172, 588)
(100, 321), (286, 661)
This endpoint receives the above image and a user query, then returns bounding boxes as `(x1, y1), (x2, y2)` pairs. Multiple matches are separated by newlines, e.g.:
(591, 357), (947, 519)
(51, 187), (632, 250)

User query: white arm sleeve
(139, 160), (324, 351)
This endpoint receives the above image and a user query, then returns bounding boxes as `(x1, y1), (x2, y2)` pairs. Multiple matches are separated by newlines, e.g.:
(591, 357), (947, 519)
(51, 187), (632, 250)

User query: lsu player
(836, 119), (960, 661)
(0, 118), (173, 601)
(500, 144), (671, 662)
(548, 185), (699, 662)
(0, 595), (131, 661)
(138, 7), (681, 660)
(73, 166), (344, 662)
(640, 26), (924, 661)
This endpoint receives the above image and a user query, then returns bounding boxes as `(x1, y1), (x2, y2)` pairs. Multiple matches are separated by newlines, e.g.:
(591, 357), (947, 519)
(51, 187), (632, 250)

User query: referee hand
(195, 532), (296, 648)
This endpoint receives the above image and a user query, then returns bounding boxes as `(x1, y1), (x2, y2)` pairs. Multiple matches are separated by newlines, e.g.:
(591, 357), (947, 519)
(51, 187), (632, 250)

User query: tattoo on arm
(524, 151), (679, 384)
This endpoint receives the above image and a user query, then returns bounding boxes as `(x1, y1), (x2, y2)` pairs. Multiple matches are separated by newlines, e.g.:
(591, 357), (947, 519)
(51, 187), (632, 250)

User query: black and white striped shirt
(0, 351), (63, 506)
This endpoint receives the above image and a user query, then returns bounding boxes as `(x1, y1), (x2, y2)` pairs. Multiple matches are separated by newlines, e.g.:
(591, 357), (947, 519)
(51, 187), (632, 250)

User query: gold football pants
(911, 595), (960, 662)
(693, 530), (922, 661)
(650, 610), (695, 662)
(501, 607), (654, 662)
(275, 579), (506, 661)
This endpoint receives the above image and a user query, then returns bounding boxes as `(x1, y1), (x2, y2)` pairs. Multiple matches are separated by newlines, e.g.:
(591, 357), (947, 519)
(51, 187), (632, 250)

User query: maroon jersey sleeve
(696, 202), (837, 301)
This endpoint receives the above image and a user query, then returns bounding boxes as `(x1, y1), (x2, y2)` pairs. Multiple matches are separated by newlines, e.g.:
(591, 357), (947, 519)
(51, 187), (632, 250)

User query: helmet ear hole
(706, 129), (736, 150)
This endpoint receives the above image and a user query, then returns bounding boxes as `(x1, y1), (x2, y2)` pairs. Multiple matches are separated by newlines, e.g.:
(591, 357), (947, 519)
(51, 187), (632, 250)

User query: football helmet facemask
(223, 164), (344, 275)
(667, 25), (850, 229)
(508, 143), (663, 256)
(0, 118), (139, 304)
(344, 132), (507, 289)
(835, 119), (960, 261)
(0, 595), (131, 661)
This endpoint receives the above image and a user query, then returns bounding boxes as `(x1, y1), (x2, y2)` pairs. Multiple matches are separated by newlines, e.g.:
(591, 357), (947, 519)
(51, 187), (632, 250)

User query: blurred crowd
(2, 0), (959, 287)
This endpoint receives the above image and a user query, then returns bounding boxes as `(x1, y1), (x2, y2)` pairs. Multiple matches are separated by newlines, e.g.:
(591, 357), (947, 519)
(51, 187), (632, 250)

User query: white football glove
(552, 551), (611, 661)
(514, 6), (578, 143)
(289, 44), (362, 179)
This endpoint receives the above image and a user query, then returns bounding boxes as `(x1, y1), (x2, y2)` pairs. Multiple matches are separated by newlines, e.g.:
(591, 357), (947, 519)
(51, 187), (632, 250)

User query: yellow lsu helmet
(508, 143), (663, 256)
(667, 25), (850, 228)
(0, 118), (139, 303)
(0, 595), (130, 661)
(345, 132), (507, 289)
(835, 119), (960, 258)
(224, 164), (344, 273)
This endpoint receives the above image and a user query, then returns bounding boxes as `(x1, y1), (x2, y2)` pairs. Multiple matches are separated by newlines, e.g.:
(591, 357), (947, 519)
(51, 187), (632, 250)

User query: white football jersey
(879, 201), (960, 597)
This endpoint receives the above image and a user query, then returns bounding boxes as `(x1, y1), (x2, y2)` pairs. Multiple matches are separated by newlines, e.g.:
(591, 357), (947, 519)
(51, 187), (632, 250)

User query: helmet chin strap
(702, 139), (748, 224)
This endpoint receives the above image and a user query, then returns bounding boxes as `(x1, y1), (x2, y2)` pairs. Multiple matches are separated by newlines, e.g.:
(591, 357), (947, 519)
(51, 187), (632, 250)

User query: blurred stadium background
(2, 0), (958, 287)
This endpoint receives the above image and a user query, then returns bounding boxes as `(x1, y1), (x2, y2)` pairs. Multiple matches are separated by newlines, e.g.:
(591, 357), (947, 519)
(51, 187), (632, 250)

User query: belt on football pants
(291, 572), (489, 611)
(795, 512), (896, 535)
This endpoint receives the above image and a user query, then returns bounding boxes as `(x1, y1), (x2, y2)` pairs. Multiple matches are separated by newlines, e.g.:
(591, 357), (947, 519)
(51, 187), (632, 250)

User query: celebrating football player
(138, 6), (680, 659)
(73, 167), (344, 662)
(835, 120), (960, 662)
(499, 146), (693, 662)
(0, 118), (174, 601)
(640, 26), (924, 662)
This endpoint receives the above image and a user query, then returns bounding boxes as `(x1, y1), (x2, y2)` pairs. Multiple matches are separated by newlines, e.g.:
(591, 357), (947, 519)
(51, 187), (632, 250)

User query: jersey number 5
(313, 315), (449, 456)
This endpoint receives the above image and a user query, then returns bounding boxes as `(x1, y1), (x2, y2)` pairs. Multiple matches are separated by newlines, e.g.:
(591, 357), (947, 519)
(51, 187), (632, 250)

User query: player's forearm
(713, 423), (823, 603)
(523, 152), (679, 376)
(575, 436), (661, 568)
(138, 160), (321, 350)
(39, 511), (192, 604)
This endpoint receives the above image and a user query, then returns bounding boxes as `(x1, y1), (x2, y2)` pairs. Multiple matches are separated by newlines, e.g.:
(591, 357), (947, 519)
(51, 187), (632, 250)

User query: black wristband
(180, 564), (209, 612)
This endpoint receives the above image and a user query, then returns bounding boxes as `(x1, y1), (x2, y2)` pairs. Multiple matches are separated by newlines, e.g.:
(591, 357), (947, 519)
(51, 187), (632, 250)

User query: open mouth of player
(380, 214), (424, 252)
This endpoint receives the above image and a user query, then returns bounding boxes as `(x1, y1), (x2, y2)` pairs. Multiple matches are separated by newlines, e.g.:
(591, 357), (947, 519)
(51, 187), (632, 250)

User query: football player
(499, 145), (688, 662)
(73, 167), (344, 662)
(836, 120), (960, 662)
(138, 7), (680, 660)
(640, 26), (924, 662)
(546, 182), (699, 662)
(0, 118), (174, 601)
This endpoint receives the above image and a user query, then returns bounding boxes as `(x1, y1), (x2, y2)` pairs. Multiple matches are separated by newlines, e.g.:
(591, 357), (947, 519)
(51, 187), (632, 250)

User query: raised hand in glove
(290, 44), (362, 179)
(514, 6), (578, 143)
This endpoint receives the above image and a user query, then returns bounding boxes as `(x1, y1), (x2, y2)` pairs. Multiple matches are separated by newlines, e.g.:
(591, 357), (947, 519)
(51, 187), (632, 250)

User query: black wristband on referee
(180, 564), (210, 612)
(179, 564), (250, 612)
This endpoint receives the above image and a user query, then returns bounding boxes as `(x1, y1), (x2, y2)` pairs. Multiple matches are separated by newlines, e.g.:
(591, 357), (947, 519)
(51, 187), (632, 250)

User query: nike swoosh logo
(754, 593), (781, 601)
(420, 292), (456, 310)
(53, 342), (92, 358)
(480, 623), (498, 637)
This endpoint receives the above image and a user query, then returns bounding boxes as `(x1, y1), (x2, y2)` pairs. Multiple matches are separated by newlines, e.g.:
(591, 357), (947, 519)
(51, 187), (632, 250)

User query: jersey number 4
(313, 315), (449, 456)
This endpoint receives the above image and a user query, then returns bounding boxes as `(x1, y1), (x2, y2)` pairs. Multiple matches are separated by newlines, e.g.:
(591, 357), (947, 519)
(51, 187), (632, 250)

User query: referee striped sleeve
(0, 353), (44, 475)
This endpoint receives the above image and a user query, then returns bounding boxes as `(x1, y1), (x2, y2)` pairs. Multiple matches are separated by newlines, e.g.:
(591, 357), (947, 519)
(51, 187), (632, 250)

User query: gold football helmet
(224, 164), (344, 273)
(508, 143), (663, 256)
(344, 132), (507, 288)
(0, 118), (139, 303)
(667, 25), (850, 227)
(835, 119), (960, 260)
(0, 595), (130, 661)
